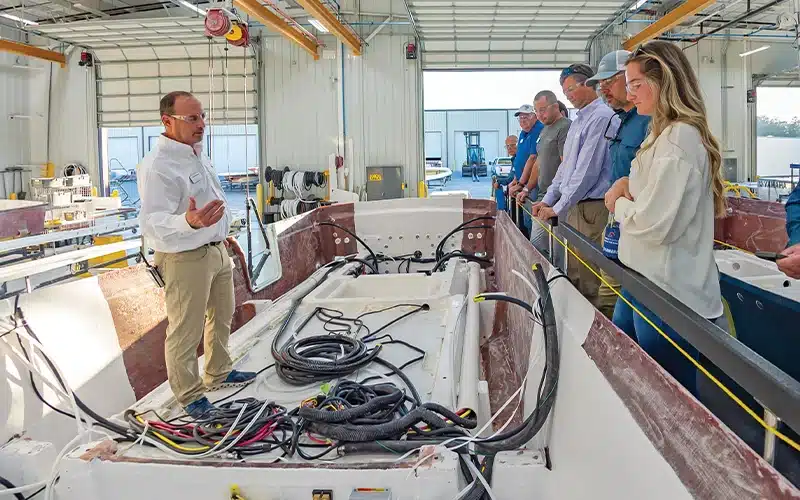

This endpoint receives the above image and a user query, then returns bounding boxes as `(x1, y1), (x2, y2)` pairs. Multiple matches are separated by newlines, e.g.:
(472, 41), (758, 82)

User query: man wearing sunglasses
(532, 63), (619, 309)
(586, 50), (651, 318)
(138, 91), (256, 419)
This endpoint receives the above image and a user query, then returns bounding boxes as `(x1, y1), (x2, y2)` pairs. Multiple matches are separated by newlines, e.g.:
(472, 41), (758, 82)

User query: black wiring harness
(5, 220), (558, 500)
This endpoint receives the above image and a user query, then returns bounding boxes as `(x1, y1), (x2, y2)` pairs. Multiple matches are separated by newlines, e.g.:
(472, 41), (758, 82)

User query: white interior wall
(28, 50), (100, 186)
(0, 28), (34, 199)
(261, 33), (423, 198)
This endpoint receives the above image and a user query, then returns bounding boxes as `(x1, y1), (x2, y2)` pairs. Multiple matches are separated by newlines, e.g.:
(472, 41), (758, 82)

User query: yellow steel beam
(294, 0), (362, 56)
(0, 40), (66, 67)
(233, 0), (319, 60)
(622, 0), (717, 50)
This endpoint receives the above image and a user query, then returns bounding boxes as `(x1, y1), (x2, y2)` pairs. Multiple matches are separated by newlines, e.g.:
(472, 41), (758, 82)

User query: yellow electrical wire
(134, 416), (211, 453)
(521, 206), (800, 452)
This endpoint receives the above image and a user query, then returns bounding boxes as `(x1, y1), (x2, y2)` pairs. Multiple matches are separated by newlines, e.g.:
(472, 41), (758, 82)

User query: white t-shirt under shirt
(614, 122), (724, 320)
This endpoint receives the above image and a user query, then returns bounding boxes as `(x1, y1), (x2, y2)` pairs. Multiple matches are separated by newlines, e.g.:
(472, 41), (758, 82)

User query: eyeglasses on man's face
(169, 112), (206, 124)
(599, 72), (623, 89)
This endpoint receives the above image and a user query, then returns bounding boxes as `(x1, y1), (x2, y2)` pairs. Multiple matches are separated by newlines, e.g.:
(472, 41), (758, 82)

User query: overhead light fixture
(309, 18), (329, 33)
(739, 45), (770, 57)
(629, 0), (648, 11)
(178, 0), (206, 15)
(1, 13), (39, 26)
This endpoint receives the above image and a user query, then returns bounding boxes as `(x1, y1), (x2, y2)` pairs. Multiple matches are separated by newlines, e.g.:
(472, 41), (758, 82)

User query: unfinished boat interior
(1, 0), (800, 498)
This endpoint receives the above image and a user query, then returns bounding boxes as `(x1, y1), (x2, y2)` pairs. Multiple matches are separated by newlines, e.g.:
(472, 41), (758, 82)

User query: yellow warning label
(368, 173), (383, 182)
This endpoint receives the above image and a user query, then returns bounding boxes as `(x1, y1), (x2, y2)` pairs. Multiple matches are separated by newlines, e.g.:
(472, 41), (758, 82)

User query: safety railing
(547, 219), (800, 462)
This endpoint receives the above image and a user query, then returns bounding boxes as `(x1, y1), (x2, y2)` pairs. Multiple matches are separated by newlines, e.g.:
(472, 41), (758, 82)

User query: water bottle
(602, 213), (620, 260)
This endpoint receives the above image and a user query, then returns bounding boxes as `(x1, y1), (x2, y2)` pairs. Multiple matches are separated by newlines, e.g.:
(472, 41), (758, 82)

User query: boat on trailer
(1, 197), (798, 499)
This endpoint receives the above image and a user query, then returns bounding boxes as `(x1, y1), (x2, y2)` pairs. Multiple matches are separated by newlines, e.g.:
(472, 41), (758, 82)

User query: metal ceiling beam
(232, 0), (319, 60)
(0, 39), (66, 66)
(689, 0), (789, 43)
(293, 0), (362, 56)
(622, 0), (717, 49)
(48, 0), (110, 17)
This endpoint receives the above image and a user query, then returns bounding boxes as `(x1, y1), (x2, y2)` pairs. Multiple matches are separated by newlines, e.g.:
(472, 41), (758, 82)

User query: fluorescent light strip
(739, 45), (770, 57)
(178, 0), (206, 15)
(1, 13), (39, 26)
(309, 18), (329, 33)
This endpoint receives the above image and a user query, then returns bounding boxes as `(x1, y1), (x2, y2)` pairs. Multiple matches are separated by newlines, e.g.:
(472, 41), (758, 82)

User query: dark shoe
(207, 369), (257, 391)
(184, 396), (216, 419)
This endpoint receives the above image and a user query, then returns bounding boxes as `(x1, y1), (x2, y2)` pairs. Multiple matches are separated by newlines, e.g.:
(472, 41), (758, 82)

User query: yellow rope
(714, 239), (754, 254)
(521, 205), (799, 452)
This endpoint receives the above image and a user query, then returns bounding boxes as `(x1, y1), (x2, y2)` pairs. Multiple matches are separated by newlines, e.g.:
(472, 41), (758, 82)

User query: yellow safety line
(714, 239), (754, 254)
(521, 206), (800, 452)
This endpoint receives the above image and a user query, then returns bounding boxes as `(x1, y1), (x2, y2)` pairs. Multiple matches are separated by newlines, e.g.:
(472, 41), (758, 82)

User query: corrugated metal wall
(423, 109), (524, 171)
(0, 28), (33, 199)
(261, 37), (339, 171)
(261, 33), (423, 197)
(344, 35), (423, 195)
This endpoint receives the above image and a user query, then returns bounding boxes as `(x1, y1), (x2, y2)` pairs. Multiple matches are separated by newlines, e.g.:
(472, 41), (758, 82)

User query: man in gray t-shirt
(527, 90), (571, 256)
(535, 115), (570, 201)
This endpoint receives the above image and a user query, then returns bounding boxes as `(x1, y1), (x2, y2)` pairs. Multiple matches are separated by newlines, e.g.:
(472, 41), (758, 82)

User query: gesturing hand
(185, 197), (226, 229)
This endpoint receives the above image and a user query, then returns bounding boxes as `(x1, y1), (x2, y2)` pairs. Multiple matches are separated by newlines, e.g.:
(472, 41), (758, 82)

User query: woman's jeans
(612, 289), (702, 397)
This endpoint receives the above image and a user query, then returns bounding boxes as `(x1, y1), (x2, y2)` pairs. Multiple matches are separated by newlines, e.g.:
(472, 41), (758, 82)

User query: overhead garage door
(424, 131), (443, 159)
(37, 18), (258, 127)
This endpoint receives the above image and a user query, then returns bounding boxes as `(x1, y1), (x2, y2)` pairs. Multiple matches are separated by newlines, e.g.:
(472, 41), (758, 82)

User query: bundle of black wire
(273, 334), (382, 385)
(264, 166), (285, 185)
(435, 216), (494, 262)
(298, 381), (476, 442)
(427, 216), (495, 273)
(304, 171), (326, 188)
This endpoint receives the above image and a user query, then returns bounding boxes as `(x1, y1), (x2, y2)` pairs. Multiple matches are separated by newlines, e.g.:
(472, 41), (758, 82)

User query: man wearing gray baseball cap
(587, 50), (651, 319)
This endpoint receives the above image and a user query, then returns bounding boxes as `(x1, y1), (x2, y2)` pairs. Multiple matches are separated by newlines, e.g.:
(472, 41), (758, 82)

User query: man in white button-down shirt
(139, 91), (255, 418)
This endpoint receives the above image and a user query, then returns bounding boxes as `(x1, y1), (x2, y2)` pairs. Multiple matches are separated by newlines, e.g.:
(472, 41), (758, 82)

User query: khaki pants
(566, 200), (608, 309)
(155, 243), (234, 407)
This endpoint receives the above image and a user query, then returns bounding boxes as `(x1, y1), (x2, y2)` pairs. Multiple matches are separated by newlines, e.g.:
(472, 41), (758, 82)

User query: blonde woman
(604, 41), (729, 397)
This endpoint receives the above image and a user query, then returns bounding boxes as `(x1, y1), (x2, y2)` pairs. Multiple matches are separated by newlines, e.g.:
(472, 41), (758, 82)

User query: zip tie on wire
(522, 204), (800, 453)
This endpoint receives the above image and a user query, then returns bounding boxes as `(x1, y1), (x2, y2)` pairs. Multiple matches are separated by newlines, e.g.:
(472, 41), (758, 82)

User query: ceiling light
(309, 18), (329, 33)
(178, 0), (206, 15)
(739, 45), (770, 57)
(629, 0), (648, 11)
(1, 13), (39, 26)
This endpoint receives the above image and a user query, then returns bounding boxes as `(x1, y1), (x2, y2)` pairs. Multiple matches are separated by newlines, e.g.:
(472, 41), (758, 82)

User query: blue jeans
(612, 289), (700, 397)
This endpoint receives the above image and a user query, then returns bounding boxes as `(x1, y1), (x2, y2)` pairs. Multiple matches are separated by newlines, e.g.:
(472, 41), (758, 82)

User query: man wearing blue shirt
(778, 183), (800, 278)
(532, 63), (618, 308)
(508, 104), (544, 237)
(493, 135), (518, 212)
(587, 50), (651, 318)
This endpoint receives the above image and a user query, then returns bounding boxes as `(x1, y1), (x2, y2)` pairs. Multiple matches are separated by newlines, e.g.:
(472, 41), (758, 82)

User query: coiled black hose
(273, 335), (382, 385)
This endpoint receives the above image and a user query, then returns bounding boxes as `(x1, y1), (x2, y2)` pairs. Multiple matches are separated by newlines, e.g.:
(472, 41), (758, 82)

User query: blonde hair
(627, 41), (727, 218)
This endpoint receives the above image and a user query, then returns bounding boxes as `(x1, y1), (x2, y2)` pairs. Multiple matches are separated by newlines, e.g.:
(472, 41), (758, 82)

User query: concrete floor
(428, 172), (495, 199)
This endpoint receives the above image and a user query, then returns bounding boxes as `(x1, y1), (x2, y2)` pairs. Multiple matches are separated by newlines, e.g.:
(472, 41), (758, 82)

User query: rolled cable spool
(205, 9), (232, 38)
(226, 21), (250, 47)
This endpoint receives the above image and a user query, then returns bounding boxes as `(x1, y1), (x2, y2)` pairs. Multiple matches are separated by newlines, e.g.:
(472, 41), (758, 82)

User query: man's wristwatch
(522, 187), (529, 194)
